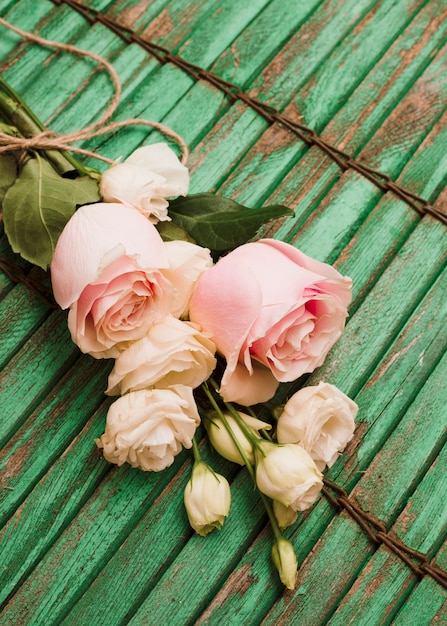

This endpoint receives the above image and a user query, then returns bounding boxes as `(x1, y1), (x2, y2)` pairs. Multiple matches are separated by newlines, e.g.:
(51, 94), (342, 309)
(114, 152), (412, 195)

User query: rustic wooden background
(0, 0), (446, 623)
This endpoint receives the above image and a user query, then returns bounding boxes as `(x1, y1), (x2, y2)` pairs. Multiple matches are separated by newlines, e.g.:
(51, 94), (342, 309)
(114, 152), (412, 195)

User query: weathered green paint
(0, 0), (446, 624)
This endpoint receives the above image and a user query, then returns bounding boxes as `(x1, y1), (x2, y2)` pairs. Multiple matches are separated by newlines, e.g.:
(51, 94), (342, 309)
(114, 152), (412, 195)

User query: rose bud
(273, 500), (298, 530)
(205, 412), (271, 466)
(184, 461), (231, 536)
(272, 536), (298, 590)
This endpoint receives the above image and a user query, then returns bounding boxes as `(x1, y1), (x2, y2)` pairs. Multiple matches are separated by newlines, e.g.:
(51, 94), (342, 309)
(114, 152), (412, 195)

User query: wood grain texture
(0, 0), (446, 623)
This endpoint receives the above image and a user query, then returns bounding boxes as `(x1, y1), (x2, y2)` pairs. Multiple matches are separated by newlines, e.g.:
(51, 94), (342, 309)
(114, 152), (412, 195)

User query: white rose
(161, 241), (213, 318)
(96, 385), (200, 471)
(100, 143), (189, 223)
(255, 441), (323, 512)
(206, 412), (271, 466)
(106, 316), (216, 395)
(184, 461), (231, 536)
(276, 382), (357, 471)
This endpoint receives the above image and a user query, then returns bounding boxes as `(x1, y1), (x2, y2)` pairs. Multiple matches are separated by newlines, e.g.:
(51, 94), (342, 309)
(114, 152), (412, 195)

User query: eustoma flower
(183, 461), (231, 536)
(51, 202), (171, 358)
(100, 143), (189, 223)
(96, 385), (200, 471)
(205, 411), (271, 466)
(254, 440), (323, 512)
(190, 240), (352, 405)
(276, 382), (358, 470)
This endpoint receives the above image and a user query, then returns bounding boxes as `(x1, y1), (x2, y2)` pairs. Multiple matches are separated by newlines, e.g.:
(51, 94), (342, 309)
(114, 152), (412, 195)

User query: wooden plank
(183, 0), (429, 192)
(0, 356), (110, 526)
(392, 543), (447, 624)
(80, 0), (324, 159)
(0, 284), (50, 370)
(0, 311), (78, 446)
(0, 406), (111, 605)
(59, 444), (242, 626)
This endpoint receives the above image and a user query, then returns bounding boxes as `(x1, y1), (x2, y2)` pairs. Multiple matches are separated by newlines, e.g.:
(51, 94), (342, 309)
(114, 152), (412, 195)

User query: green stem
(202, 381), (286, 544)
(0, 77), (97, 177)
(191, 436), (202, 464)
(201, 382), (256, 482)
(259, 492), (284, 543)
(209, 378), (265, 453)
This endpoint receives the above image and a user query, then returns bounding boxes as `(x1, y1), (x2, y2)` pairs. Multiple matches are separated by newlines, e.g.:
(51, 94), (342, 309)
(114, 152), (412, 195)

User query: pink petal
(51, 203), (168, 309)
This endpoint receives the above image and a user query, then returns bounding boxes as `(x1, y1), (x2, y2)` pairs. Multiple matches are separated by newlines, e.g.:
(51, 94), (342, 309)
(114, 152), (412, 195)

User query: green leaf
(3, 155), (100, 269)
(0, 154), (18, 206)
(156, 220), (196, 244)
(168, 193), (294, 251)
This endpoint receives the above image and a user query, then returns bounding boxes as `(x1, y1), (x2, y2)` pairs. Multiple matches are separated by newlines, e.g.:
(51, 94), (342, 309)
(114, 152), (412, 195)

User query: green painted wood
(0, 356), (110, 526)
(60, 444), (241, 626)
(0, 406), (111, 605)
(392, 542), (447, 624)
(0, 311), (79, 446)
(0, 283), (50, 369)
(183, 0), (429, 191)
(0, 0), (446, 623)
(0, 441), (200, 624)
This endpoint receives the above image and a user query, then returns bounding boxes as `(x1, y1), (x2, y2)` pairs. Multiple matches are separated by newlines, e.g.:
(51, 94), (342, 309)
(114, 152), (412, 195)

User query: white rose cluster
(84, 144), (216, 473)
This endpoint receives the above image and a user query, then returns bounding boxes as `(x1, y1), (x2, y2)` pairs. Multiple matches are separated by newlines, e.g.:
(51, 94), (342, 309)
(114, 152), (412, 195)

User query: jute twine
(0, 16), (189, 165)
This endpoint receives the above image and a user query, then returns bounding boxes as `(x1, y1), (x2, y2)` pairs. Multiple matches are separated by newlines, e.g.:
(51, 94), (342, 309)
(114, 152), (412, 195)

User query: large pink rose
(189, 239), (352, 405)
(51, 202), (170, 358)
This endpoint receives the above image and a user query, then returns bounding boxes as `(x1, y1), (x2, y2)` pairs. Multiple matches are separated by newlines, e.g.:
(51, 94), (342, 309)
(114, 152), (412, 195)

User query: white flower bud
(271, 536), (298, 590)
(206, 412), (271, 466)
(255, 440), (323, 512)
(184, 462), (231, 536)
(276, 382), (357, 470)
(273, 500), (298, 530)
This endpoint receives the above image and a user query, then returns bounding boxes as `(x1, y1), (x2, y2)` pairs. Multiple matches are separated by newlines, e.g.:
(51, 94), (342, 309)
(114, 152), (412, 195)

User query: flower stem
(201, 382), (256, 481)
(0, 77), (97, 177)
(201, 380), (292, 572)
(208, 378), (265, 453)
(191, 436), (202, 464)
(259, 492), (284, 543)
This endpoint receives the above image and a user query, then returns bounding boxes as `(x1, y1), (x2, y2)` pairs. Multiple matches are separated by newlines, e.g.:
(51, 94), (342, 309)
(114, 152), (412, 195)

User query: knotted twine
(0, 16), (189, 165)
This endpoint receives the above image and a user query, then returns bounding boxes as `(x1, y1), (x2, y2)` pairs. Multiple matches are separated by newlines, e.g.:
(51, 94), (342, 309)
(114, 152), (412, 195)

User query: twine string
(0, 16), (188, 164)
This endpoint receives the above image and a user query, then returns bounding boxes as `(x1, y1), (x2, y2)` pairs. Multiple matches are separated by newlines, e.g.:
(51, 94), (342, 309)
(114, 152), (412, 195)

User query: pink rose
(189, 239), (352, 405)
(51, 203), (170, 358)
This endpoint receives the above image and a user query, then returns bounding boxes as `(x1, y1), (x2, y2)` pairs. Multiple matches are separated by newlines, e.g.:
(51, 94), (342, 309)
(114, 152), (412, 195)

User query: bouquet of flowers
(0, 59), (357, 590)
